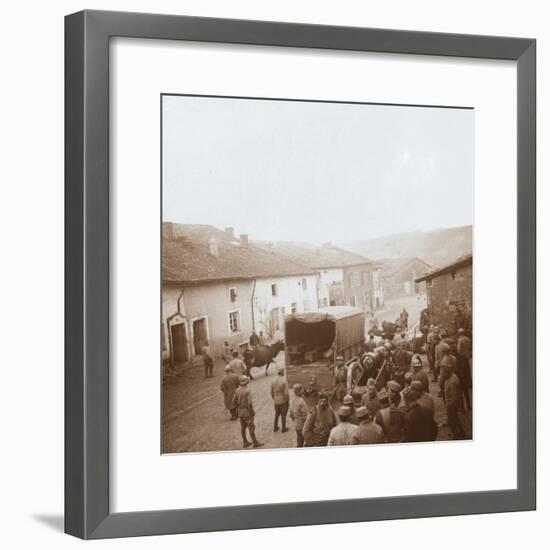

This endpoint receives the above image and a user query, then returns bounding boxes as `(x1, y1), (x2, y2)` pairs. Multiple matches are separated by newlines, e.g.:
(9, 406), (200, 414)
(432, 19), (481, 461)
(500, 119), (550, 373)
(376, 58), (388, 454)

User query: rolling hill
(340, 225), (472, 268)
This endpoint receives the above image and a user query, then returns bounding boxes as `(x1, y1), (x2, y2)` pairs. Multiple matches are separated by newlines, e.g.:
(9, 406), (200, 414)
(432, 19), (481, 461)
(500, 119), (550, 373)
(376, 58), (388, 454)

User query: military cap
(224, 365), (231, 372)
(338, 405), (351, 418)
(356, 406), (370, 420)
(458, 328), (465, 334)
(239, 375), (250, 385)
(377, 390), (390, 405)
(440, 355), (455, 370)
(366, 378), (376, 388)
(411, 355), (423, 368)
(336, 355), (345, 361)
(387, 380), (402, 393)
(410, 380), (424, 392)
(403, 388), (418, 403)
(343, 394), (354, 405)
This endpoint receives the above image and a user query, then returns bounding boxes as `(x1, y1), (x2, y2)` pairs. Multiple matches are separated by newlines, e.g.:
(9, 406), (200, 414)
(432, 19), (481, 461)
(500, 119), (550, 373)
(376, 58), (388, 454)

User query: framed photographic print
(65, 10), (536, 539)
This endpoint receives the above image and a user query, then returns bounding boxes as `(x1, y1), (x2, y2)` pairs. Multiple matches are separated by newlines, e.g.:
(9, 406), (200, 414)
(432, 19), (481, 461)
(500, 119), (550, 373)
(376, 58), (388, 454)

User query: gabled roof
(380, 257), (432, 278)
(415, 254), (473, 282)
(163, 223), (317, 284)
(254, 241), (376, 270)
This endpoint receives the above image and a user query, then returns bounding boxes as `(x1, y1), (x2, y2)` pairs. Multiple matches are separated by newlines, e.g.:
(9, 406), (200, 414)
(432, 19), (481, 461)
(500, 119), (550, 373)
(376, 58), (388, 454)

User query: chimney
(224, 227), (235, 239)
(209, 237), (219, 257)
(240, 234), (249, 246)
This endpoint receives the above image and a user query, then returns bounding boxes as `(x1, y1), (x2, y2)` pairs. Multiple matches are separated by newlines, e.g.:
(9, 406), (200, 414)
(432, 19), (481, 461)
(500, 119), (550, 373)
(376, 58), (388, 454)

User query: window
(229, 287), (237, 303)
(322, 297), (329, 308)
(271, 283), (278, 297)
(302, 278), (307, 290)
(350, 295), (357, 307)
(364, 291), (370, 306)
(229, 311), (240, 333)
(291, 302), (297, 314)
(351, 271), (361, 287)
(303, 299), (309, 311)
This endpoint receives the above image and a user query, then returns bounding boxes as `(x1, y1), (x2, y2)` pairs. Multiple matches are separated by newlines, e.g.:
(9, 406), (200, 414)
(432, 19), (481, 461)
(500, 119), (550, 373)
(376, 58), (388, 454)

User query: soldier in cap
(411, 354), (430, 393)
(228, 350), (247, 376)
(351, 406), (387, 445)
(398, 372), (414, 410)
(426, 326), (437, 379)
(220, 364), (240, 419)
(387, 380), (402, 407)
(222, 341), (233, 364)
(201, 340), (214, 378)
(361, 378), (383, 418)
(242, 344), (255, 380)
(440, 357), (465, 440)
(410, 379), (435, 415)
(402, 387), (438, 442)
(374, 388), (405, 443)
(302, 391), (337, 447)
(392, 342), (413, 388)
(327, 406), (356, 446)
(232, 376), (264, 448)
(333, 355), (347, 404)
(456, 328), (472, 409)
(289, 383), (308, 447)
(342, 394), (359, 425)
(271, 365), (290, 433)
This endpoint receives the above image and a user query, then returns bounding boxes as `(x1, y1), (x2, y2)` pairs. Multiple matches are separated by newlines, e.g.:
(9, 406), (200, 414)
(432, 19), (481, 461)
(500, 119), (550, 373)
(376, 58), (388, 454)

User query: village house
(415, 254), (473, 336)
(380, 256), (432, 299)
(162, 223), (318, 368)
(255, 241), (384, 313)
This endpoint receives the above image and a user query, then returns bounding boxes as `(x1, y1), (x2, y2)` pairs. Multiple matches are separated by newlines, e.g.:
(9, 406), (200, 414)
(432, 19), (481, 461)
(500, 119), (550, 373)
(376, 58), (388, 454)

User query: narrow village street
(372, 293), (427, 334)
(162, 296), (471, 454)
(163, 358), (296, 453)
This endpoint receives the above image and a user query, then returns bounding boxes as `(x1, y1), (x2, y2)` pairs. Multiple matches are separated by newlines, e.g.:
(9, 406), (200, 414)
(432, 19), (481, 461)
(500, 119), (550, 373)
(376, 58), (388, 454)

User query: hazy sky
(162, 95), (473, 243)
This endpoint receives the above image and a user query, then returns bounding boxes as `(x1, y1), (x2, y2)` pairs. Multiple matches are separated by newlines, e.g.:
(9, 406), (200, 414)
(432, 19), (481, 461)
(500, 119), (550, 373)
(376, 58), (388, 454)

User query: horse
(252, 340), (285, 376)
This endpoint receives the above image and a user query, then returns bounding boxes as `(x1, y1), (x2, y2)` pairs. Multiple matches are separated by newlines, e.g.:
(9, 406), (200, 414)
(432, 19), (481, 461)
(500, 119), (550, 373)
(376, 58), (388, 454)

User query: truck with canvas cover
(285, 306), (366, 395)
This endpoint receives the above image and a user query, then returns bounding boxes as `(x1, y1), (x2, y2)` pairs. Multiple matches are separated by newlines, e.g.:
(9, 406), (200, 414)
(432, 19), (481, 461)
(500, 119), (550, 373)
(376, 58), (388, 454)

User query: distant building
(255, 241), (384, 312)
(415, 255), (473, 336)
(162, 223), (318, 367)
(380, 257), (432, 299)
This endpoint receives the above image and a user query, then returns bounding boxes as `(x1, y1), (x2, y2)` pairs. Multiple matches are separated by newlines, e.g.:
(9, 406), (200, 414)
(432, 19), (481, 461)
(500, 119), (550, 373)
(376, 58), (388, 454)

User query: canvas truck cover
(285, 306), (365, 355)
(284, 307), (366, 393)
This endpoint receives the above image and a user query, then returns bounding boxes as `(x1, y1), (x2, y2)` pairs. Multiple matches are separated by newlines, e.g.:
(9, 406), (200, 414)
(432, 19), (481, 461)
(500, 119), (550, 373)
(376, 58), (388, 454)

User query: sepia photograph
(161, 94), (473, 454)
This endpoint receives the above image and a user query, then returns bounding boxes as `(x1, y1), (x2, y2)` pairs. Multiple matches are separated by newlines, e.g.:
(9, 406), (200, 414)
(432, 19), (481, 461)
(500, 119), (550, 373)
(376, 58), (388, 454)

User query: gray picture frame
(65, 9), (536, 540)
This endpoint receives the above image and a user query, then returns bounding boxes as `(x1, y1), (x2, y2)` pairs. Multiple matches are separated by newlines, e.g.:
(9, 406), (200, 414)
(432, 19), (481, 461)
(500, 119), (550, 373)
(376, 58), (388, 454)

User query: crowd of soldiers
(212, 324), (472, 450)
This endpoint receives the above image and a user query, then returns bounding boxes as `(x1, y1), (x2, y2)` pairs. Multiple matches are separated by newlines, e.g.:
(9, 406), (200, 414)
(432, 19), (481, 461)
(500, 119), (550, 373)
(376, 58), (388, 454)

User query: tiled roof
(163, 223), (317, 284)
(254, 241), (375, 269)
(380, 257), (432, 277)
(415, 254), (472, 282)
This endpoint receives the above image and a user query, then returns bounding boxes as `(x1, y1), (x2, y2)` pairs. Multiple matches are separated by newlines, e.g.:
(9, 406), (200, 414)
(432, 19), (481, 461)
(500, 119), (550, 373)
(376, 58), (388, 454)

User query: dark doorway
(193, 318), (207, 356)
(171, 323), (188, 362)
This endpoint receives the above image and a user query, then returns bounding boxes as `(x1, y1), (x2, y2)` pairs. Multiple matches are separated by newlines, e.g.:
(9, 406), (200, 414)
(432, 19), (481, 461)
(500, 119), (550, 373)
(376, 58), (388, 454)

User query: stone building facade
(415, 255), (473, 336)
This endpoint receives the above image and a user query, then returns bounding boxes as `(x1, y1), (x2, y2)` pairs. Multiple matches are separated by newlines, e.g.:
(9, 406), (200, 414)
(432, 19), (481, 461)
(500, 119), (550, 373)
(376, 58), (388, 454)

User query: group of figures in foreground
(217, 326), (472, 450)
